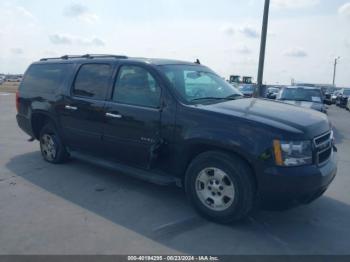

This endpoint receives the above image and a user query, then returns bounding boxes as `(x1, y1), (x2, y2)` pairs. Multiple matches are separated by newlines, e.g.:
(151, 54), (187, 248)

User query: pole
(256, 0), (270, 97)
(332, 57), (339, 87)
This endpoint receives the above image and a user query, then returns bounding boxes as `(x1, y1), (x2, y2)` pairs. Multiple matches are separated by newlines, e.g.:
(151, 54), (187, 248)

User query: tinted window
(22, 64), (71, 94)
(73, 64), (112, 100)
(113, 66), (161, 108)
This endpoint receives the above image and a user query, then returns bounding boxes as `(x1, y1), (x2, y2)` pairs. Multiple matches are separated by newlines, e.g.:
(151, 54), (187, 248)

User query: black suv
(16, 55), (337, 223)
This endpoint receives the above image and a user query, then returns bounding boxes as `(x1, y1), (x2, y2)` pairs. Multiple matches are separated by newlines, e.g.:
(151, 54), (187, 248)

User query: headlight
(273, 140), (313, 166)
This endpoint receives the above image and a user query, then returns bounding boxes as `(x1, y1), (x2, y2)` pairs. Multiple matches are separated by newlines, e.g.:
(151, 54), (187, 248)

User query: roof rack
(40, 54), (128, 61)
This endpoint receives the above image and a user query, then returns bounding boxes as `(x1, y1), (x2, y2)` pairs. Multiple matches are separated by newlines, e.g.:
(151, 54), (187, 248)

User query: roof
(35, 54), (202, 67)
(284, 85), (322, 90)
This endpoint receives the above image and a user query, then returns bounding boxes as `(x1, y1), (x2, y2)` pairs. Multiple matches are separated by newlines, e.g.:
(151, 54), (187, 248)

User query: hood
(200, 98), (330, 138)
(280, 100), (324, 112)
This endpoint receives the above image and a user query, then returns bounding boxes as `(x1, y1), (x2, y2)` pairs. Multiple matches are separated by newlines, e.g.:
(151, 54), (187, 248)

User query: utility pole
(256, 0), (270, 97)
(333, 57), (340, 87)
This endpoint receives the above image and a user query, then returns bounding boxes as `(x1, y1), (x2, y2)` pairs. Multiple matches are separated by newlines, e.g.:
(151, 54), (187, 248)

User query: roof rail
(40, 54), (128, 61)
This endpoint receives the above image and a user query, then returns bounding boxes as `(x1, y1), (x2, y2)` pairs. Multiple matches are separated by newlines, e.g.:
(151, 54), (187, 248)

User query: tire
(185, 151), (256, 224)
(39, 123), (69, 164)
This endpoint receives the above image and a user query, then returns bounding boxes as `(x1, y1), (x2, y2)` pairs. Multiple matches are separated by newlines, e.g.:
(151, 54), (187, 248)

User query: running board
(70, 151), (182, 187)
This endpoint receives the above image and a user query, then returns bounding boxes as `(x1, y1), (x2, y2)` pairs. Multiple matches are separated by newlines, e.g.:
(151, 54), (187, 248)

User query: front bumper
(257, 152), (337, 208)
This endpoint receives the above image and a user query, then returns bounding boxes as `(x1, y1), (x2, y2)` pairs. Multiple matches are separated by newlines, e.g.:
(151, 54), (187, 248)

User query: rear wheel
(185, 151), (255, 224)
(39, 123), (69, 164)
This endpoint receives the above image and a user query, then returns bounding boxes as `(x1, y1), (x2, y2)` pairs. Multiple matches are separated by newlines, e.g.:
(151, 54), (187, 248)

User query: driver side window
(113, 65), (161, 108)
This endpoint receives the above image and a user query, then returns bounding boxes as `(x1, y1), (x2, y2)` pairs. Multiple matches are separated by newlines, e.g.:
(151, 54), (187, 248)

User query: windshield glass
(279, 88), (322, 103)
(159, 65), (242, 103)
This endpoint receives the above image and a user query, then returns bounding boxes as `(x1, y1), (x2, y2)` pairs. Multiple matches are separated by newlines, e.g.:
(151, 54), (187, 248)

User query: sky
(0, 0), (350, 86)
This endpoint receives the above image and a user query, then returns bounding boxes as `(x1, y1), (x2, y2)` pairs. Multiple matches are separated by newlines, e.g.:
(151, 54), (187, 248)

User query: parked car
(266, 87), (280, 100)
(347, 98), (350, 111)
(277, 86), (327, 113)
(336, 89), (350, 108)
(331, 91), (340, 104)
(238, 84), (255, 98)
(16, 55), (337, 223)
(323, 92), (333, 105)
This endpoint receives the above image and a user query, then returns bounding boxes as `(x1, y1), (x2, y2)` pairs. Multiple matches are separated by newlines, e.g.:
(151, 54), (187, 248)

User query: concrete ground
(0, 92), (350, 255)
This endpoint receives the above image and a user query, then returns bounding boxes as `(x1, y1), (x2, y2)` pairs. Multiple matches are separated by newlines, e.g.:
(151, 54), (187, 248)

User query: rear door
(103, 64), (162, 168)
(59, 63), (113, 153)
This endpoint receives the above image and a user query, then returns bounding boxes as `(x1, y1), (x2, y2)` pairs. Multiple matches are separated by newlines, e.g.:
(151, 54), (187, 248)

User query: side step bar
(70, 151), (182, 187)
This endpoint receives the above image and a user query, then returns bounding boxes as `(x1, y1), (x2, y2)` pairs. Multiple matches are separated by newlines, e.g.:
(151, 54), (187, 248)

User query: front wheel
(185, 151), (256, 224)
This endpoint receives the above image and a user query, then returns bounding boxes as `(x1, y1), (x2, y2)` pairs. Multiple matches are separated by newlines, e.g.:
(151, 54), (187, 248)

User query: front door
(59, 63), (113, 153)
(103, 64), (162, 168)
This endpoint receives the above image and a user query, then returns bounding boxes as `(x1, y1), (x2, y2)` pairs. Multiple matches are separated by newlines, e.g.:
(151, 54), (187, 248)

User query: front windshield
(279, 88), (322, 103)
(159, 65), (242, 103)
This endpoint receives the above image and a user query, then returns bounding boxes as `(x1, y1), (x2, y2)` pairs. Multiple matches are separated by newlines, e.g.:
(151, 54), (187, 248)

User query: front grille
(314, 131), (333, 165)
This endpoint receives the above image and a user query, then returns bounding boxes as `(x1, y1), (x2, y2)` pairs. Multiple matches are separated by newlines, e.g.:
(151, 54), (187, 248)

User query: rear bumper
(16, 114), (34, 137)
(257, 152), (337, 207)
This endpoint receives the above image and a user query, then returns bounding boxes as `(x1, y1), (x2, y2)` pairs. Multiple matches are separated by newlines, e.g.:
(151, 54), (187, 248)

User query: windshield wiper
(191, 94), (243, 103)
(224, 94), (244, 100)
(191, 97), (226, 102)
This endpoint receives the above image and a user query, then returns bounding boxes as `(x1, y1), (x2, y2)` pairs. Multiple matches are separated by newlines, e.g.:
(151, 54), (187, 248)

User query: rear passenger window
(113, 66), (161, 108)
(73, 64), (112, 100)
(21, 64), (71, 94)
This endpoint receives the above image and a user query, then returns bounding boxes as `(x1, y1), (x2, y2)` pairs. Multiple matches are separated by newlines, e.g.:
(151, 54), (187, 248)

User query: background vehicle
(266, 87), (280, 100)
(238, 84), (255, 98)
(324, 92), (333, 105)
(16, 55), (337, 224)
(336, 89), (350, 108)
(331, 91), (340, 104)
(277, 86), (327, 113)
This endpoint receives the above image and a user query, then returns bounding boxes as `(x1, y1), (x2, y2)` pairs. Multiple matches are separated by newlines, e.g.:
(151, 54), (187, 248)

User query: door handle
(106, 113), (123, 119)
(65, 105), (78, 111)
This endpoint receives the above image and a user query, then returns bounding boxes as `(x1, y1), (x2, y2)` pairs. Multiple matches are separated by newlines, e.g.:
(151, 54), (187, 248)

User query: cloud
(345, 39), (350, 48)
(49, 34), (73, 45)
(272, 0), (319, 9)
(338, 3), (350, 19)
(14, 6), (35, 20)
(63, 3), (99, 24)
(284, 48), (308, 57)
(10, 48), (24, 55)
(239, 26), (259, 38)
(220, 24), (235, 36)
(77, 37), (106, 46)
(220, 24), (260, 39)
(49, 34), (105, 46)
(236, 45), (252, 54)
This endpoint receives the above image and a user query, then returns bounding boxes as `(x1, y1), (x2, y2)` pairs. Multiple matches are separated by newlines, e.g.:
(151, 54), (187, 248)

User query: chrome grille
(314, 131), (333, 165)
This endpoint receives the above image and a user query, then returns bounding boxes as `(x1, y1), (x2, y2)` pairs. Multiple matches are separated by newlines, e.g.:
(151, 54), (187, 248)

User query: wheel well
(31, 113), (51, 139)
(184, 144), (257, 190)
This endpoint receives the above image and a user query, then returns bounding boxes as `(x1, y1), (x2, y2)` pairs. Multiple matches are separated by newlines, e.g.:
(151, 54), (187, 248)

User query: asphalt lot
(1, 92), (350, 255)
